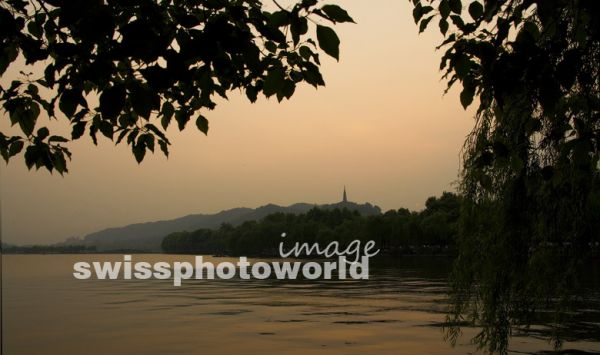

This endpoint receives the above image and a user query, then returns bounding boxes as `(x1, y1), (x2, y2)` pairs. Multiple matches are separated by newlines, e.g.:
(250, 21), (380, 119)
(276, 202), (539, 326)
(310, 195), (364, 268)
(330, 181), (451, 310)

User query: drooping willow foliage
(412, 0), (600, 352)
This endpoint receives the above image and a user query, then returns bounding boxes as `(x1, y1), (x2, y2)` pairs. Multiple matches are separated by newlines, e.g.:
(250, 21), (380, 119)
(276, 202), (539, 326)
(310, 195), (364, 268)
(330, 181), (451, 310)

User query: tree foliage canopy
(412, 0), (600, 352)
(162, 192), (462, 256)
(0, 0), (353, 173)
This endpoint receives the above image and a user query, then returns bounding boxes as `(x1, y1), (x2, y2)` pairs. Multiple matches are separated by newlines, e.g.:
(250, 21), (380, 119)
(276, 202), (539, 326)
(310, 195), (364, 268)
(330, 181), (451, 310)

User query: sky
(1, 0), (474, 245)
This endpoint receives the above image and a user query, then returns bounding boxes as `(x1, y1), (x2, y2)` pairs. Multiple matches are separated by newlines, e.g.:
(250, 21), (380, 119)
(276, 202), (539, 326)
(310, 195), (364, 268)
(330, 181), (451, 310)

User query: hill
(61, 201), (381, 252)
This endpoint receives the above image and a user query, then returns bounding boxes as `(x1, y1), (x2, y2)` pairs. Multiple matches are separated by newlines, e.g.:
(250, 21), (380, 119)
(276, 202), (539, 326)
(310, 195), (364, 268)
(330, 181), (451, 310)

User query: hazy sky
(1, 0), (474, 245)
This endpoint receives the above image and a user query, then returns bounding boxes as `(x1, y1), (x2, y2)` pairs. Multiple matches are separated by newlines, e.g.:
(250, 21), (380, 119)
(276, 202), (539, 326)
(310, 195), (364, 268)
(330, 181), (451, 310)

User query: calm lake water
(3, 254), (600, 354)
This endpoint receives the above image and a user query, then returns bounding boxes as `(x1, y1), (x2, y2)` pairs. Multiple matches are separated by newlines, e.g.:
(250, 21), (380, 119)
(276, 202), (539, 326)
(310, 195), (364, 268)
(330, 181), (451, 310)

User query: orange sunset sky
(1, 0), (474, 244)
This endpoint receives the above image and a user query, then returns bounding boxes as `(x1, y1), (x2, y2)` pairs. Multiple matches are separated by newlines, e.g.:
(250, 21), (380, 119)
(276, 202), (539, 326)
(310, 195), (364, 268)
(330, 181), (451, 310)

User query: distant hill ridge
(62, 201), (381, 252)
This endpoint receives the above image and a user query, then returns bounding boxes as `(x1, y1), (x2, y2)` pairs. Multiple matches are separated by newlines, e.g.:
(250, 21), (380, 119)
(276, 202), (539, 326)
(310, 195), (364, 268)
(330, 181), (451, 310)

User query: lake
(3, 254), (600, 354)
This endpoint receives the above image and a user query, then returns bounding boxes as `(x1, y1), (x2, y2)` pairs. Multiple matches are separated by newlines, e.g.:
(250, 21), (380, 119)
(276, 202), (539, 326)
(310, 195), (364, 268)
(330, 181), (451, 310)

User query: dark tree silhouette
(161, 192), (462, 256)
(0, 0), (353, 173)
(412, 0), (600, 352)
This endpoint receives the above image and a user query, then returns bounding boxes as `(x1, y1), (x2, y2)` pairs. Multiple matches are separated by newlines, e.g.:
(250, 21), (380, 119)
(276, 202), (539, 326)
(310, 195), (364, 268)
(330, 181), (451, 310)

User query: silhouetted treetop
(0, 0), (353, 173)
(412, 0), (599, 352)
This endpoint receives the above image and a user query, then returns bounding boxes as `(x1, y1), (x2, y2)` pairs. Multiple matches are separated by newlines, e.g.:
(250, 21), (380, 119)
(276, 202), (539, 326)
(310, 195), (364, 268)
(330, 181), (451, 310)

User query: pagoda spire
(342, 186), (348, 203)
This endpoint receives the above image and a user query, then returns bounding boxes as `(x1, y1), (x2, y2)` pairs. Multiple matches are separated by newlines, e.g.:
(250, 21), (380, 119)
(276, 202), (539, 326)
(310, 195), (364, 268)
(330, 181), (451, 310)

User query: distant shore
(2, 245), (457, 257)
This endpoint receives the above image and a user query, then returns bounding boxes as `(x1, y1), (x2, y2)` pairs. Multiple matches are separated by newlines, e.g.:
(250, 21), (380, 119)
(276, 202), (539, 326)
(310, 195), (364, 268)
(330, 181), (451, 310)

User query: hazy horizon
(0, 0), (474, 245)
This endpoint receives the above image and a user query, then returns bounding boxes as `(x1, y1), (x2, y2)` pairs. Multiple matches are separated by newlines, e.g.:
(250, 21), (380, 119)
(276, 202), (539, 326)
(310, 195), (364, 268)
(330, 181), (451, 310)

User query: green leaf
(263, 68), (286, 97)
(290, 17), (308, 45)
(59, 89), (81, 118)
(0, 44), (19, 76)
(143, 133), (155, 152)
(439, 18), (449, 35)
(523, 21), (540, 40)
(454, 54), (472, 78)
(449, 0), (462, 14)
(161, 101), (175, 129)
(89, 124), (98, 145)
(246, 86), (258, 103)
(419, 16), (434, 33)
(18, 102), (40, 136)
(37, 127), (49, 140)
(98, 120), (114, 140)
(127, 130), (139, 145)
(27, 20), (43, 38)
(132, 140), (146, 163)
(118, 112), (136, 128)
(301, 62), (325, 87)
(439, 0), (450, 18)
(26, 83), (39, 96)
(282, 80), (296, 100)
(49, 135), (69, 143)
(99, 84), (126, 119)
(269, 10), (289, 27)
(265, 41), (277, 53)
(24, 145), (38, 170)
(468, 1), (483, 20)
(177, 14), (201, 29)
(450, 14), (465, 30)
(195, 115), (209, 135)
(422, 6), (434, 17)
(175, 110), (190, 131)
(145, 123), (168, 142)
(130, 85), (156, 119)
(321, 5), (355, 23)
(116, 129), (129, 144)
(413, 3), (423, 23)
(316, 25), (340, 60)
(299, 46), (312, 60)
(71, 121), (86, 140)
(158, 139), (169, 157)
(52, 150), (68, 175)
(8, 140), (24, 158)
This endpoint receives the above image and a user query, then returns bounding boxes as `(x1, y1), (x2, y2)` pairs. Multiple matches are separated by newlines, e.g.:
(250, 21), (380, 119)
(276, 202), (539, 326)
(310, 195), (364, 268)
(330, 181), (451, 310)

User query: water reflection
(3, 255), (600, 354)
